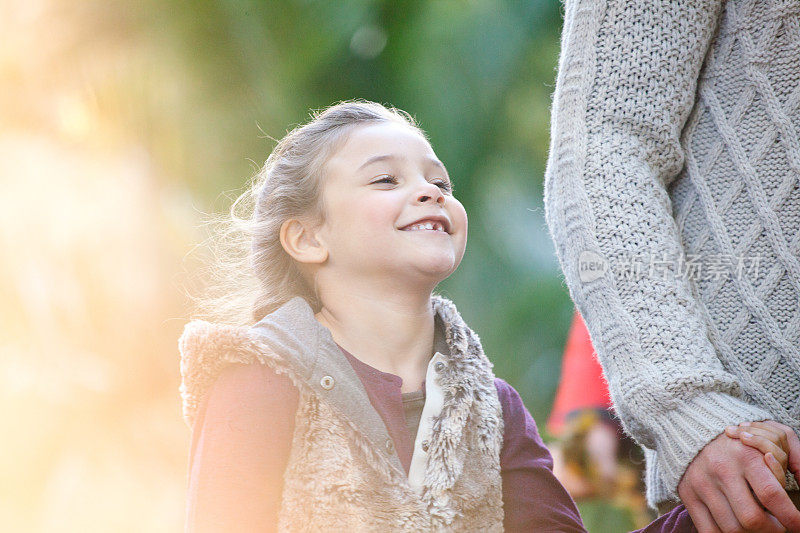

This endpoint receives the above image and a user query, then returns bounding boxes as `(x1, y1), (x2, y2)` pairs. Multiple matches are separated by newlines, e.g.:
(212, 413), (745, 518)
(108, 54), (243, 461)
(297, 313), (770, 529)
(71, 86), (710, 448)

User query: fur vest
(179, 295), (504, 532)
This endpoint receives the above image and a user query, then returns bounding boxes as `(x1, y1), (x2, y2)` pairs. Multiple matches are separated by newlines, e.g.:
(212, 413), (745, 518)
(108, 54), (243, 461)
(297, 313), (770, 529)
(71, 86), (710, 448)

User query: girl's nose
(415, 181), (445, 205)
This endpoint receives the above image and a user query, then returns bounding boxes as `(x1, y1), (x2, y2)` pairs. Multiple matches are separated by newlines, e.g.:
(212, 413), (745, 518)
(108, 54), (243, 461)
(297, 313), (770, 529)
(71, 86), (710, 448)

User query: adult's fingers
(765, 452), (788, 486)
(679, 432), (793, 532)
(691, 467), (767, 533)
(717, 470), (783, 533)
(680, 485), (723, 533)
(740, 428), (789, 471)
(756, 421), (800, 477)
(726, 425), (744, 439)
(742, 422), (788, 453)
(744, 456), (800, 532)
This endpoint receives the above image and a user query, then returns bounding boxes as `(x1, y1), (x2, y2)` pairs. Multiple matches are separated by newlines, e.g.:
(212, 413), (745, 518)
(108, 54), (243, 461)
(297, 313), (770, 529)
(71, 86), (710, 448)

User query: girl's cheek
(362, 199), (399, 226)
(451, 201), (468, 231)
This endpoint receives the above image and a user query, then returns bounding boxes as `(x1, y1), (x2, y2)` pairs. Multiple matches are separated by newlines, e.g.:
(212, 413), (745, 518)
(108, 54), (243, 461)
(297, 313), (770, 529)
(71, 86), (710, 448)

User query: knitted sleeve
(543, 0), (772, 499)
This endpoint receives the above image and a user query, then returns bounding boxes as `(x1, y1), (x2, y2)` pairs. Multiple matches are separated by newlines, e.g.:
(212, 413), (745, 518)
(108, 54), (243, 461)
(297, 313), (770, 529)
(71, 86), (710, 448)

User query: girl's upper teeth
(407, 221), (443, 231)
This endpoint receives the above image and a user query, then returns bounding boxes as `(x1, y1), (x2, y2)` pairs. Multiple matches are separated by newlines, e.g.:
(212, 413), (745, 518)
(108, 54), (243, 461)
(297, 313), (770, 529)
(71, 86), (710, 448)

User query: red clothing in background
(547, 311), (612, 436)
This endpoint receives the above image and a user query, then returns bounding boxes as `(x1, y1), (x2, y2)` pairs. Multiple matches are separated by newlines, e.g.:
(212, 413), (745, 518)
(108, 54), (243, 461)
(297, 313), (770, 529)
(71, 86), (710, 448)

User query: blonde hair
(191, 100), (425, 325)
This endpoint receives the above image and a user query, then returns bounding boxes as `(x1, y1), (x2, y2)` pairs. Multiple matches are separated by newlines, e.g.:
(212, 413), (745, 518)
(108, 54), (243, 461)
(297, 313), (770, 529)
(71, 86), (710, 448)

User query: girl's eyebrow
(358, 154), (397, 171)
(428, 158), (449, 176)
(358, 154), (449, 176)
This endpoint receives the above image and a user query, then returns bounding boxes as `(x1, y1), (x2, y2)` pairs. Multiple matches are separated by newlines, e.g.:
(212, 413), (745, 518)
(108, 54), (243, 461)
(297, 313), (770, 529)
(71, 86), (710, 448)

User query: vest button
(319, 375), (335, 390)
(385, 439), (395, 453)
(434, 361), (445, 372)
(421, 439), (430, 452)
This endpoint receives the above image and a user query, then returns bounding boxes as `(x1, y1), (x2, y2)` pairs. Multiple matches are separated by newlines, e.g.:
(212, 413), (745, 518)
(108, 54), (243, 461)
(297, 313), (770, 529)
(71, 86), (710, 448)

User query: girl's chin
(344, 254), (462, 286)
(398, 259), (459, 283)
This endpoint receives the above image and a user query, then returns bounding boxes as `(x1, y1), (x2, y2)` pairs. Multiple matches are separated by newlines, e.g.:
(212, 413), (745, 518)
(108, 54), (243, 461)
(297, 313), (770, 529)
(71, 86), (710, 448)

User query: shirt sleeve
(495, 378), (587, 533)
(633, 505), (697, 533)
(185, 363), (299, 533)
(543, 0), (772, 499)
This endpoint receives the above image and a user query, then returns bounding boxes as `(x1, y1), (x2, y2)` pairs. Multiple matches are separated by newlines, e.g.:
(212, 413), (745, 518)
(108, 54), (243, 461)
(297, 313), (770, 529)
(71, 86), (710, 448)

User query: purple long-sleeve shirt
(185, 354), (695, 532)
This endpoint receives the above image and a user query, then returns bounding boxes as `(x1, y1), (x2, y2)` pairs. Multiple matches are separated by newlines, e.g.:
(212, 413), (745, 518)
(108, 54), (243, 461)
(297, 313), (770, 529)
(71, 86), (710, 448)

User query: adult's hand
(677, 431), (800, 533)
(739, 421), (800, 479)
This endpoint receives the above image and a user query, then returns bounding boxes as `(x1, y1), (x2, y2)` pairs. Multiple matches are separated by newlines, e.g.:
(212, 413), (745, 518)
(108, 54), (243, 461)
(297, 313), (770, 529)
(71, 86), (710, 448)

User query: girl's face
(315, 121), (468, 288)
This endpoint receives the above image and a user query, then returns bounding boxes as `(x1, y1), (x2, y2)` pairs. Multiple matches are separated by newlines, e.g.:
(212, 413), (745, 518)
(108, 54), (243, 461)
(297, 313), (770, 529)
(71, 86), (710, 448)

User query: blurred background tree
(0, 0), (637, 530)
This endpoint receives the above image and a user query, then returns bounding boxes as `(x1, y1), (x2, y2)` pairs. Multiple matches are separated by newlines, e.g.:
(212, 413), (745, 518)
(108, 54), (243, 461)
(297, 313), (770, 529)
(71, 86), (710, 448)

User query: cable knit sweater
(544, 0), (800, 507)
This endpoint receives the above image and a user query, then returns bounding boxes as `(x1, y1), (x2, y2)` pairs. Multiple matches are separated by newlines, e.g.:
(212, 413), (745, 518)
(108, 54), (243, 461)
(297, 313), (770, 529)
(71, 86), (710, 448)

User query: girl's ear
(279, 219), (328, 264)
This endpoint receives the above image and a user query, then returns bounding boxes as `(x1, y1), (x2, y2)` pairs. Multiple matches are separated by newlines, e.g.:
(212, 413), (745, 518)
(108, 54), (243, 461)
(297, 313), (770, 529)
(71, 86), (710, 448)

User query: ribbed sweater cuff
(649, 391), (773, 498)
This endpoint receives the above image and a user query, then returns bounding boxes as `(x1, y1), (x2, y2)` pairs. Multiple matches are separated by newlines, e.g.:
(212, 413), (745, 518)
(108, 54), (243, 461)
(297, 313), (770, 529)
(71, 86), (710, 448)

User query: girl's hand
(725, 421), (792, 486)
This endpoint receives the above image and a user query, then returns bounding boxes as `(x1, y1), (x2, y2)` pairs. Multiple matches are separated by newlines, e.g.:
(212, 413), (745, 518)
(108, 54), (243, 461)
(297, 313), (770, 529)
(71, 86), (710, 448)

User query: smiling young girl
(179, 101), (586, 532)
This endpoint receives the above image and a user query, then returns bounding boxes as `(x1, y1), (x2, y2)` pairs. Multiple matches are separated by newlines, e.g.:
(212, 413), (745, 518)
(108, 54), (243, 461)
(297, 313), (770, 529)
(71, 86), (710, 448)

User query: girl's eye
(371, 175), (397, 185)
(433, 180), (452, 192)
